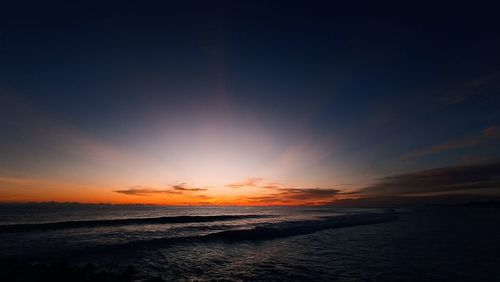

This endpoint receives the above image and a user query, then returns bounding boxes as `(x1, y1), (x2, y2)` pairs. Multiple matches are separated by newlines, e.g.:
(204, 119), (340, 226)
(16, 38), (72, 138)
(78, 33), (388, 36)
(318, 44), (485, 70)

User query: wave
(84, 212), (397, 254)
(202, 212), (397, 241)
(0, 215), (269, 233)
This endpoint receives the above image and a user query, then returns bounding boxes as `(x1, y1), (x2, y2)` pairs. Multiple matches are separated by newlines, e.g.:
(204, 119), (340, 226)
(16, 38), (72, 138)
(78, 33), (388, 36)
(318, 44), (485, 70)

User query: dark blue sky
(1, 1), (500, 203)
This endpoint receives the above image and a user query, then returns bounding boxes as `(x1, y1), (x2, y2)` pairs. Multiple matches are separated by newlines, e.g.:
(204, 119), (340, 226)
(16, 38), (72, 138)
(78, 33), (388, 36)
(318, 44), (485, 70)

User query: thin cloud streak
(113, 187), (182, 196)
(225, 177), (340, 204)
(247, 187), (340, 204)
(171, 183), (207, 191)
(441, 73), (500, 104)
(114, 182), (207, 196)
(225, 178), (264, 188)
(226, 178), (286, 190)
(402, 126), (500, 160)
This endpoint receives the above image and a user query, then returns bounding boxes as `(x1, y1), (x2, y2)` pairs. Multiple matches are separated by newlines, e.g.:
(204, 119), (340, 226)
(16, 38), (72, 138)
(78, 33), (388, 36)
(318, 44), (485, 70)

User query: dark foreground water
(0, 205), (499, 281)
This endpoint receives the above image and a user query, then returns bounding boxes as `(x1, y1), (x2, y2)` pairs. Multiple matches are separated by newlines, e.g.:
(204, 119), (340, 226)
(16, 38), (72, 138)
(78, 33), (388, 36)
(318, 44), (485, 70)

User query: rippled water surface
(1, 204), (499, 281)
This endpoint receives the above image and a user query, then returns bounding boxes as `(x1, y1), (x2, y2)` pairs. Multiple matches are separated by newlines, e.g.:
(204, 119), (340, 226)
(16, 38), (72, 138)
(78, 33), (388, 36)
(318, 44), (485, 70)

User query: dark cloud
(260, 183), (283, 189)
(226, 177), (340, 204)
(247, 196), (295, 203)
(353, 160), (500, 196)
(248, 188), (340, 204)
(114, 183), (206, 196)
(171, 183), (207, 191)
(113, 187), (182, 196)
(280, 188), (340, 199)
(327, 194), (500, 207)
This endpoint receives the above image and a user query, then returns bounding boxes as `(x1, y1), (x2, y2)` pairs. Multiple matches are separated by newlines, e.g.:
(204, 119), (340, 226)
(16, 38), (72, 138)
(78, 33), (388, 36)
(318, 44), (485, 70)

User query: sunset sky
(1, 1), (500, 205)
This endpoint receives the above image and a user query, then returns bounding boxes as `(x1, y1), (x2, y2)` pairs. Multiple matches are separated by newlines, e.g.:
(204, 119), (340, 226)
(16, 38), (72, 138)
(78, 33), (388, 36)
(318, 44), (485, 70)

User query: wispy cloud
(226, 177), (288, 190)
(0, 91), (126, 163)
(279, 188), (340, 199)
(226, 177), (340, 204)
(247, 187), (340, 204)
(441, 73), (500, 104)
(113, 186), (182, 196)
(171, 183), (207, 191)
(352, 160), (500, 196)
(226, 177), (264, 188)
(114, 182), (207, 196)
(402, 126), (500, 160)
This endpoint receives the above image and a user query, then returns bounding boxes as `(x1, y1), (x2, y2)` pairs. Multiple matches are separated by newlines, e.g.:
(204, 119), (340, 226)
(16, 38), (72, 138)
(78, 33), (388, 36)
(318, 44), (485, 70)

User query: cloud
(114, 187), (182, 196)
(225, 177), (340, 204)
(279, 188), (341, 199)
(327, 194), (500, 207)
(353, 160), (500, 196)
(402, 126), (500, 160)
(259, 183), (283, 189)
(0, 91), (127, 164)
(441, 73), (500, 104)
(248, 187), (340, 204)
(226, 177), (264, 188)
(114, 182), (207, 196)
(483, 126), (500, 137)
(225, 177), (287, 190)
(1, 90), (173, 181)
(171, 183), (207, 191)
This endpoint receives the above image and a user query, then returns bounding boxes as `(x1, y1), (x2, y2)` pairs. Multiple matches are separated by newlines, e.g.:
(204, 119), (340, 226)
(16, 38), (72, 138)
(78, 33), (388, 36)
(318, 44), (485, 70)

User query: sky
(1, 1), (500, 205)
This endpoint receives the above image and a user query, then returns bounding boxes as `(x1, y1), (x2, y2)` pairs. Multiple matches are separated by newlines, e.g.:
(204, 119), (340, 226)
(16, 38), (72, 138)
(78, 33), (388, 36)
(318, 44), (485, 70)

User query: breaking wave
(0, 215), (269, 233)
(85, 212), (398, 253)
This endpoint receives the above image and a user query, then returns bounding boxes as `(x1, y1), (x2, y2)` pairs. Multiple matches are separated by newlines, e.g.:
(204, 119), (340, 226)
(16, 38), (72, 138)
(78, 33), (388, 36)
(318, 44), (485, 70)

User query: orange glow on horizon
(0, 176), (348, 206)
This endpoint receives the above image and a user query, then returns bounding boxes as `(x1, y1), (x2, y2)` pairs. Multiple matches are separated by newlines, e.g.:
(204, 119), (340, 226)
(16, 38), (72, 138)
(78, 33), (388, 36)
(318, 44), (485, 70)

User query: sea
(0, 204), (499, 281)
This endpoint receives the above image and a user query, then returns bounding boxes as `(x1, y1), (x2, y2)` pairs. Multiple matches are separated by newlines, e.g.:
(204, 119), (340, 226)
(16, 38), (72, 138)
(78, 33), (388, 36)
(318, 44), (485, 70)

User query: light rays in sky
(0, 91), (348, 205)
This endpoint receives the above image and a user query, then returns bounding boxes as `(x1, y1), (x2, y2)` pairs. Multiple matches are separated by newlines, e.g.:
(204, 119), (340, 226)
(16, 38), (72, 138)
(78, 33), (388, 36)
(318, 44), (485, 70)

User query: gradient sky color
(1, 1), (500, 205)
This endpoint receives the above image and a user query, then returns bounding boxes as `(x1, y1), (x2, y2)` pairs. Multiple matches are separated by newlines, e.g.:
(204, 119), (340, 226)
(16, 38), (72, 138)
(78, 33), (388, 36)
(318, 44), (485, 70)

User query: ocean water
(0, 204), (499, 281)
